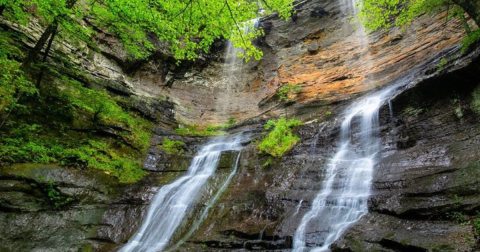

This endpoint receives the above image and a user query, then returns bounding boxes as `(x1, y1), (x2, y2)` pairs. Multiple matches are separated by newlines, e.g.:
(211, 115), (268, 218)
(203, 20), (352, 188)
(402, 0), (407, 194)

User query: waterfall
(119, 134), (247, 252)
(218, 18), (260, 118)
(292, 82), (408, 251)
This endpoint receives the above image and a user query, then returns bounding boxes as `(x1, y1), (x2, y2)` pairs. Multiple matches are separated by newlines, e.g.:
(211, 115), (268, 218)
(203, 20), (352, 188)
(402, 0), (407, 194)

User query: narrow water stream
(119, 134), (247, 252)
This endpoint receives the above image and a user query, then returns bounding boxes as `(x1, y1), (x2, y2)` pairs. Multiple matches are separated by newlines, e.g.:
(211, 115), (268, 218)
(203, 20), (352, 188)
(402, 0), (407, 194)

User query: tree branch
(225, 0), (248, 50)
(173, 0), (194, 20)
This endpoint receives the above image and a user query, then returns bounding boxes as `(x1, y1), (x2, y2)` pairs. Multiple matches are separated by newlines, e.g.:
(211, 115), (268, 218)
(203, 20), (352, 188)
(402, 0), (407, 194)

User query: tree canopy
(1, 0), (294, 62)
(356, 0), (480, 42)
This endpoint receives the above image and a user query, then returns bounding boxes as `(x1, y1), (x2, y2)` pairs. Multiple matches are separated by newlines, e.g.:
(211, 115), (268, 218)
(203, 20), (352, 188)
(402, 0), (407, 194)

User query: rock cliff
(1, 0), (480, 251)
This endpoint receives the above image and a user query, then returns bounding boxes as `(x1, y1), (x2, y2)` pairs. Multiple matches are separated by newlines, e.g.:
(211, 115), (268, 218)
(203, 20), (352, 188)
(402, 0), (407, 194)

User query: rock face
(177, 47), (480, 251)
(334, 49), (480, 252)
(5, 0), (469, 127)
(2, 0), (480, 251)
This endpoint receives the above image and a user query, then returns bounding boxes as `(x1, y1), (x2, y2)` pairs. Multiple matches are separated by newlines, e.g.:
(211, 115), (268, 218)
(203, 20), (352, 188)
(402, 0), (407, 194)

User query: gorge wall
(1, 0), (480, 251)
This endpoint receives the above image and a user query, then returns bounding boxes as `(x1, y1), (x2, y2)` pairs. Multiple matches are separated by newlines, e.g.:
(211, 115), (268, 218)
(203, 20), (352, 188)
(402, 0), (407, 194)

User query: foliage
(1, 0), (294, 62)
(175, 124), (226, 136)
(438, 58), (448, 72)
(46, 69), (152, 151)
(404, 106), (424, 116)
(257, 117), (302, 158)
(462, 29), (480, 50)
(161, 138), (185, 155)
(448, 211), (470, 225)
(227, 116), (237, 126)
(277, 83), (303, 118)
(448, 210), (480, 239)
(175, 118), (238, 137)
(0, 0), (32, 25)
(263, 157), (273, 167)
(356, 0), (480, 50)
(0, 130), (147, 183)
(0, 31), (37, 121)
(43, 180), (74, 208)
(277, 84), (302, 102)
(356, 0), (447, 31)
(205, 117), (237, 131)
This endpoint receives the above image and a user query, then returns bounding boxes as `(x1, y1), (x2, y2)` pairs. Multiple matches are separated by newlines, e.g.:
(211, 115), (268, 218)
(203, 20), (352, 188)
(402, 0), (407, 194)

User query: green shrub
(162, 138), (185, 155)
(437, 58), (448, 72)
(462, 29), (480, 51)
(44, 180), (74, 208)
(257, 117), (303, 158)
(277, 84), (302, 102)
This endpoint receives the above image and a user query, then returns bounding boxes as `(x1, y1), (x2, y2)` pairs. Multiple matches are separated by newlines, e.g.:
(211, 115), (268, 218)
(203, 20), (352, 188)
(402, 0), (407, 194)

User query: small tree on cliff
(277, 83), (302, 119)
(356, 0), (480, 48)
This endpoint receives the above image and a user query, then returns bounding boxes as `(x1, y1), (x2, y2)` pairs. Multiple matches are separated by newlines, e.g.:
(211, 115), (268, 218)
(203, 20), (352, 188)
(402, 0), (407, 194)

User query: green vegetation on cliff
(257, 117), (302, 158)
(174, 118), (237, 137)
(0, 0), (295, 182)
(357, 0), (480, 50)
(0, 0), (294, 62)
(0, 30), (150, 183)
(161, 138), (185, 155)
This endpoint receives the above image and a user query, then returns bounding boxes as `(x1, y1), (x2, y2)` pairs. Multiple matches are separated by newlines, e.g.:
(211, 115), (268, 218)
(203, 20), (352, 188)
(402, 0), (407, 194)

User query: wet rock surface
(180, 44), (480, 252)
(2, 0), (480, 251)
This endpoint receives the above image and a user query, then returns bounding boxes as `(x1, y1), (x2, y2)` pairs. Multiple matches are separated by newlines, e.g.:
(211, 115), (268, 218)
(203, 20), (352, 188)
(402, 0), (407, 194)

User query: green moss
(43, 180), (75, 208)
(0, 130), (147, 183)
(257, 117), (303, 158)
(437, 58), (448, 72)
(462, 29), (480, 51)
(384, 232), (395, 239)
(161, 138), (185, 155)
(404, 106), (424, 117)
(49, 70), (152, 151)
(277, 84), (302, 102)
(175, 124), (226, 136)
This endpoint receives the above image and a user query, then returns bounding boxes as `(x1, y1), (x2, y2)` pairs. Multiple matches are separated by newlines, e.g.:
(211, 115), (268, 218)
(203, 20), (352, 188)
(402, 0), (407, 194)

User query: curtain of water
(119, 134), (246, 252)
(218, 18), (259, 116)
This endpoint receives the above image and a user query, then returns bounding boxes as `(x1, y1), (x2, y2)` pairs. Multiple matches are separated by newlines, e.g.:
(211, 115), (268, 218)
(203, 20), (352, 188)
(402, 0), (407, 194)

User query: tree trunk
(21, 0), (78, 69)
(36, 25), (58, 87)
(452, 0), (480, 28)
(21, 21), (58, 69)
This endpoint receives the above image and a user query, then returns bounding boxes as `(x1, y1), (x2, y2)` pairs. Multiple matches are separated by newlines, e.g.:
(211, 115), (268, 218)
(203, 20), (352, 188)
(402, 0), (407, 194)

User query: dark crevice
(379, 239), (428, 252)
(86, 237), (116, 244)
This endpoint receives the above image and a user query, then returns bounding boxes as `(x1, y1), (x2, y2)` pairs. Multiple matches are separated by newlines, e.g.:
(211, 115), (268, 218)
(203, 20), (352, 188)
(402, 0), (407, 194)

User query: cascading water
(119, 134), (247, 252)
(218, 18), (259, 117)
(293, 85), (403, 252)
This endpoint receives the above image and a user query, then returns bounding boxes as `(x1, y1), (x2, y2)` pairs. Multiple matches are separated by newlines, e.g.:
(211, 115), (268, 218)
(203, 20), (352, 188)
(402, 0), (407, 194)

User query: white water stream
(119, 134), (247, 252)
(292, 83), (408, 251)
